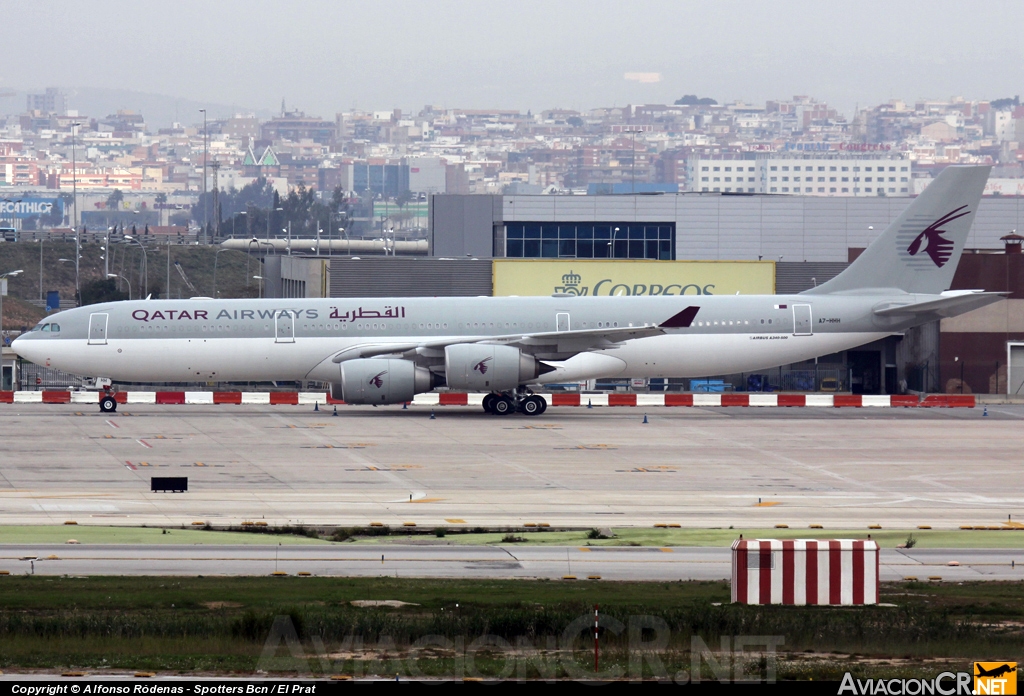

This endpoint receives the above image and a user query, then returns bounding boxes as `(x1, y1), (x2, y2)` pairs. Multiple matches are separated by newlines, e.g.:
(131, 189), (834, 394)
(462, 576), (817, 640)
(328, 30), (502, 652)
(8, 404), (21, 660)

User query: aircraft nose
(10, 334), (36, 361)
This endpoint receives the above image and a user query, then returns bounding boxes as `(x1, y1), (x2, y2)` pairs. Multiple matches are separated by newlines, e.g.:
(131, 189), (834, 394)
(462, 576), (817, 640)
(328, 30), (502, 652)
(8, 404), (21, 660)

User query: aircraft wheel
(537, 396), (548, 415)
(491, 395), (515, 416)
(99, 395), (117, 413)
(482, 393), (496, 414)
(520, 395), (545, 416)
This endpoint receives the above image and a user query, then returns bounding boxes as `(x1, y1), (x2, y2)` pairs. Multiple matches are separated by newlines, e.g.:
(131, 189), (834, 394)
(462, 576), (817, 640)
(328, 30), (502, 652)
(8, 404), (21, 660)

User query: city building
(686, 155), (912, 196)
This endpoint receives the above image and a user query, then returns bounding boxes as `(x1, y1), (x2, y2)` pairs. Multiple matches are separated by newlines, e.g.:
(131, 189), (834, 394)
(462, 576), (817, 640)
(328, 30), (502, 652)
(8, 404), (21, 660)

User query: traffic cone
(642, 413), (648, 424)
(332, 405), (338, 417)
(430, 409), (436, 420)
(314, 402), (319, 412)
(587, 399), (593, 409)
(402, 402), (408, 410)
(983, 406), (988, 417)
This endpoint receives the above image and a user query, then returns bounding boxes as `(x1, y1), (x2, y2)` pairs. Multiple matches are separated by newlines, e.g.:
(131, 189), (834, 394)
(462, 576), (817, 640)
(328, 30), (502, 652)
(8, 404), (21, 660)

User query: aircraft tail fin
(803, 165), (990, 295)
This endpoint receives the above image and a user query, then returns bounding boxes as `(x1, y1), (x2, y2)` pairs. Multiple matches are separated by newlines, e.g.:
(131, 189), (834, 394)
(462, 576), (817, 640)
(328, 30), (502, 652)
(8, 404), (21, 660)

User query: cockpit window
(31, 322), (45, 332)
(50, 324), (60, 333)
(41, 324), (51, 332)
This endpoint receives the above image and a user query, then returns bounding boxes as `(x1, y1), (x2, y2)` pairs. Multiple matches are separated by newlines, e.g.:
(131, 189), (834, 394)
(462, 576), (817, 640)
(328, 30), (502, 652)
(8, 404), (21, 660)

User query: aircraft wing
(331, 306), (699, 364)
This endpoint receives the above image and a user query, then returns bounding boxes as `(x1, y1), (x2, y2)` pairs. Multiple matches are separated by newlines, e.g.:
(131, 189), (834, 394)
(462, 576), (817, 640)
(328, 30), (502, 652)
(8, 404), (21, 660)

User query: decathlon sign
(0, 198), (62, 219)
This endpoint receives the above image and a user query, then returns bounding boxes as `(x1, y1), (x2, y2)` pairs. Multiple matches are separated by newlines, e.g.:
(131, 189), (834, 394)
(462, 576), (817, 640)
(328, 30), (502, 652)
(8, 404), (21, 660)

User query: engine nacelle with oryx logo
(333, 358), (434, 405)
(444, 344), (545, 392)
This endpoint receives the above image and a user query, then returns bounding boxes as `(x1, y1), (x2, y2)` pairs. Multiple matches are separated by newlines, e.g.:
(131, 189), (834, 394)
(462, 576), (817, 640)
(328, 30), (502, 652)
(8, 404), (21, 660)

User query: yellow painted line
(444, 519), (466, 524)
(577, 547), (592, 552)
(407, 498), (445, 504)
(658, 548), (673, 553)
(755, 501), (780, 507)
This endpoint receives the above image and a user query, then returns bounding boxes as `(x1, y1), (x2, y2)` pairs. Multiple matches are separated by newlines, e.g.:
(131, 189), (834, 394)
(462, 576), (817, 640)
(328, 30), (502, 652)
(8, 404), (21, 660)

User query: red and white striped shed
(731, 539), (879, 606)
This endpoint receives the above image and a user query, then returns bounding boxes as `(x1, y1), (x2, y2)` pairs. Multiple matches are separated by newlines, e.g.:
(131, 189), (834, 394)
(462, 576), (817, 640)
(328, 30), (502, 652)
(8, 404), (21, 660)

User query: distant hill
(1, 87), (275, 129)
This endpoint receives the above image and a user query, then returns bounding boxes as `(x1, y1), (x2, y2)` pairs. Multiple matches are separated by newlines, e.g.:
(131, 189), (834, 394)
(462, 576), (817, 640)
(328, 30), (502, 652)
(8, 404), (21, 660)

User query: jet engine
(444, 344), (545, 391)
(331, 358), (433, 405)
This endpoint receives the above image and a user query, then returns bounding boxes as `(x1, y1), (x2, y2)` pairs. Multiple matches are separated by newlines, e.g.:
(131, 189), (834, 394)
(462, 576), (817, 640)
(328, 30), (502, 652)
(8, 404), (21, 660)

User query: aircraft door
(556, 312), (570, 332)
(792, 304), (812, 336)
(88, 313), (109, 345)
(275, 310), (295, 344)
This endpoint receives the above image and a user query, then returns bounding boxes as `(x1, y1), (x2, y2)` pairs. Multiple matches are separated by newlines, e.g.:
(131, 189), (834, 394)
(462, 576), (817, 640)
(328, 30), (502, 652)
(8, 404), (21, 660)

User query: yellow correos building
(493, 260), (774, 297)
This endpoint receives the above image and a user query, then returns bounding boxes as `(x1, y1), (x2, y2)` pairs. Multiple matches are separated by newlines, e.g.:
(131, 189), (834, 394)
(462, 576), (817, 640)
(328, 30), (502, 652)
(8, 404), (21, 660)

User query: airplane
(975, 664), (1016, 679)
(12, 165), (1003, 416)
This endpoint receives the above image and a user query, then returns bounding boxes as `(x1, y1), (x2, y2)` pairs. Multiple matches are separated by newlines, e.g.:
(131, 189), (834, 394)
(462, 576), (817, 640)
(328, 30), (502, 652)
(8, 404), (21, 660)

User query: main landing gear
(482, 390), (548, 417)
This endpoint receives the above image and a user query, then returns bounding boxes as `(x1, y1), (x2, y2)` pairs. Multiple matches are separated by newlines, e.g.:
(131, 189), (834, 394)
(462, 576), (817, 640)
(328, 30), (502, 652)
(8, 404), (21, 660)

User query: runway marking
(106, 420), (119, 429)
(137, 439), (153, 449)
(139, 462), (150, 467)
(555, 444), (618, 450)
(194, 462), (206, 467)
(577, 547), (592, 552)
(445, 519), (466, 524)
(301, 444), (373, 449)
(755, 501), (781, 507)
(124, 462), (137, 471)
(347, 465), (423, 472)
(407, 498), (445, 504)
(506, 425), (563, 430)
(659, 548), (673, 553)
(616, 467), (678, 473)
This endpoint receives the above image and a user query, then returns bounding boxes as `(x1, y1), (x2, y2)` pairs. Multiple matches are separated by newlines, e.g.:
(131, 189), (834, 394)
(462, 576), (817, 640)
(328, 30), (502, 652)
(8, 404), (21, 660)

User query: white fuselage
(13, 295), (896, 385)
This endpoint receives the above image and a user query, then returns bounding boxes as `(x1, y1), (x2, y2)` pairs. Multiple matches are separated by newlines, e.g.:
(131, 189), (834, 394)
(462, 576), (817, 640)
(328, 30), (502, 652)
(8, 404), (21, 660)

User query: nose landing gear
(99, 394), (117, 413)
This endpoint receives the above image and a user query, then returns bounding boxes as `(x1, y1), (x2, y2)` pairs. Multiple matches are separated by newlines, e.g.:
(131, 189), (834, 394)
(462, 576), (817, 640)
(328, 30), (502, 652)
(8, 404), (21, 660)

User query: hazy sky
(3, 0), (1023, 120)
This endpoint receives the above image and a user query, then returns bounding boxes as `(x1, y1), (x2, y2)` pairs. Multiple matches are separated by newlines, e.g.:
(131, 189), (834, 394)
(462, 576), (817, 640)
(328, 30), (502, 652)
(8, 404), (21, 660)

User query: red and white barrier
(0, 391), (976, 408)
(731, 538), (879, 606)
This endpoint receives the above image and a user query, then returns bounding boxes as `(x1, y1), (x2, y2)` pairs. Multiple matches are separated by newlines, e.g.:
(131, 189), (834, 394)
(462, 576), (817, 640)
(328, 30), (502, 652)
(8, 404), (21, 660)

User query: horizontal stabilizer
(873, 291), (1006, 319)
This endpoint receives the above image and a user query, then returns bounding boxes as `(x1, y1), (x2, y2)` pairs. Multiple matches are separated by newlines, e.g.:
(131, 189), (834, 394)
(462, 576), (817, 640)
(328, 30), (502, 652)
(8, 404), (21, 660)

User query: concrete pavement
(1, 543), (1020, 581)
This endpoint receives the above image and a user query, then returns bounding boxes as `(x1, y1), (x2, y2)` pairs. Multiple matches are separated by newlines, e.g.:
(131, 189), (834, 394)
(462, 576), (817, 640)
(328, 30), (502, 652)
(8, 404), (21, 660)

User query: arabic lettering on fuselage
(328, 305), (406, 322)
(130, 308), (319, 323)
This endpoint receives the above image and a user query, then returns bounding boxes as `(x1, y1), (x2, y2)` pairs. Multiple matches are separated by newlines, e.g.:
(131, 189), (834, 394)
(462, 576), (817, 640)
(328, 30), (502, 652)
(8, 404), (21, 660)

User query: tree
(674, 95), (717, 106)
(566, 116), (584, 128)
(106, 189), (125, 212)
(395, 189), (414, 210)
(81, 278), (128, 305)
(155, 192), (168, 205)
(991, 96), (1020, 110)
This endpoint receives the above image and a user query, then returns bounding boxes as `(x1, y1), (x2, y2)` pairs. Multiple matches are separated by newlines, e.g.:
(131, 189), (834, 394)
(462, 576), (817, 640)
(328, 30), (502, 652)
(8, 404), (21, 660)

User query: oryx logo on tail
(906, 205), (971, 268)
(368, 371), (387, 388)
(473, 357), (492, 375)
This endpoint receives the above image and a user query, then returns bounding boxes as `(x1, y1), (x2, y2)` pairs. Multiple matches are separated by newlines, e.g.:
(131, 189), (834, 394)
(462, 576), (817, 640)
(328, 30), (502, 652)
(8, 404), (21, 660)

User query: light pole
(246, 237), (259, 287)
(0, 269), (24, 344)
(123, 235), (148, 298)
(267, 206), (282, 245)
(70, 122), (80, 230)
(37, 238), (43, 302)
(101, 232), (111, 280)
(213, 247), (231, 297)
(199, 109), (207, 245)
(253, 275), (264, 299)
(70, 122), (81, 304)
(606, 226), (620, 259)
(107, 273), (131, 300)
